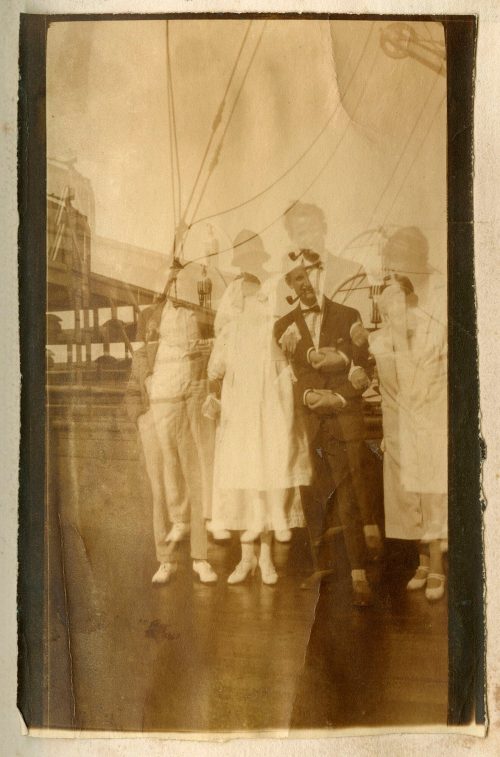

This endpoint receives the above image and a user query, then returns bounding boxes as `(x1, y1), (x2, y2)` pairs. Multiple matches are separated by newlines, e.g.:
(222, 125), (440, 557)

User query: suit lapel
(319, 298), (351, 355)
(293, 306), (314, 352)
(319, 298), (339, 349)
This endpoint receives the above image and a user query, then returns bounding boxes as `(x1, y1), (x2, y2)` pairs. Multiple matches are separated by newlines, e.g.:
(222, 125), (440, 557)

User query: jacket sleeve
(318, 308), (371, 405)
(274, 312), (295, 344)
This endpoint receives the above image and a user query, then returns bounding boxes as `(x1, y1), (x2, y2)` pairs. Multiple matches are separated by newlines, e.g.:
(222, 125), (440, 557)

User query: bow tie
(301, 303), (321, 315)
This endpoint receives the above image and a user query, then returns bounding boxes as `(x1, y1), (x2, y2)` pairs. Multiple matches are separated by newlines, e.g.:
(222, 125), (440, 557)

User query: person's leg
(324, 441), (373, 606)
(420, 493), (447, 600)
(324, 443), (366, 570)
(344, 440), (382, 552)
(298, 436), (337, 577)
(425, 538), (446, 601)
(227, 535), (257, 584)
(407, 542), (430, 589)
(258, 531), (278, 585)
(176, 395), (219, 583)
(151, 402), (190, 528)
(137, 410), (177, 582)
(180, 395), (208, 562)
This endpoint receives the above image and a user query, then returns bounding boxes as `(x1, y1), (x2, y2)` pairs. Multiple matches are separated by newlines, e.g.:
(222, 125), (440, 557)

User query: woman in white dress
(205, 274), (311, 584)
(369, 274), (447, 601)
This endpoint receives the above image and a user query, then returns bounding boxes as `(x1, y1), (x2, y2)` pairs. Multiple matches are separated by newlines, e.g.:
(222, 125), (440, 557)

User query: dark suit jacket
(274, 297), (371, 441)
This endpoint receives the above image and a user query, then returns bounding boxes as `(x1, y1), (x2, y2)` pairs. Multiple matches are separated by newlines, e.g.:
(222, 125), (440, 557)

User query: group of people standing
(126, 203), (448, 607)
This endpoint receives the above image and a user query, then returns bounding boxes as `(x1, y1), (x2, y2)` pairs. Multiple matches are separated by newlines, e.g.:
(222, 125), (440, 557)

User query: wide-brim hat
(382, 227), (432, 274)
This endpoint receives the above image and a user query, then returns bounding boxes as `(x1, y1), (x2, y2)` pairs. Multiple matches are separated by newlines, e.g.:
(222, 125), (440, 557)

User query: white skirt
(210, 486), (305, 533)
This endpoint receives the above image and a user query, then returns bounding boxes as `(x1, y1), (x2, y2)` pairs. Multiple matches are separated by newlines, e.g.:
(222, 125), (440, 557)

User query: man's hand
(279, 323), (301, 357)
(350, 321), (369, 347)
(202, 393), (221, 421)
(350, 366), (371, 392)
(281, 331), (299, 357)
(309, 347), (348, 373)
(305, 389), (345, 413)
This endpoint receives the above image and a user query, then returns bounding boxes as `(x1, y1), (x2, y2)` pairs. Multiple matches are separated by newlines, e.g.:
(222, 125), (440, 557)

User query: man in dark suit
(275, 256), (379, 606)
(275, 202), (366, 318)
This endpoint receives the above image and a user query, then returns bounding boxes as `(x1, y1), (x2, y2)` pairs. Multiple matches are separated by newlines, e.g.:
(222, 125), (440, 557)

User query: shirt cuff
(348, 362), (363, 380)
(338, 350), (350, 367)
(333, 393), (347, 408)
(303, 388), (314, 406)
(349, 320), (363, 337)
(306, 347), (316, 364)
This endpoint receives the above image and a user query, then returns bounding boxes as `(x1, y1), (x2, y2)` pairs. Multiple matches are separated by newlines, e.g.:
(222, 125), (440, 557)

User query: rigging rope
(176, 20), (446, 335)
(187, 21), (375, 232)
(166, 20), (182, 242)
(336, 73), (445, 303)
(166, 21), (179, 240)
(176, 21), (254, 246)
(184, 21), (268, 236)
(186, 22), (380, 266)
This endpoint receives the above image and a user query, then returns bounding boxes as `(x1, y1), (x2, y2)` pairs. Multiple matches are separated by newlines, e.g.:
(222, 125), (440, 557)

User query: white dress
(208, 284), (310, 533)
(369, 299), (447, 543)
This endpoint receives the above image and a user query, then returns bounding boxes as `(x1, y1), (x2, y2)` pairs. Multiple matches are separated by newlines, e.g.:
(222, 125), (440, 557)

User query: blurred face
(287, 213), (326, 253)
(378, 283), (407, 323)
(286, 266), (318, 307)
(383, 241), (427, 276)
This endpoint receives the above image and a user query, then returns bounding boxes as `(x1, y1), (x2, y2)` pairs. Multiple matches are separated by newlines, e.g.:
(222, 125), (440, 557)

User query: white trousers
(137, 396), (212, 562)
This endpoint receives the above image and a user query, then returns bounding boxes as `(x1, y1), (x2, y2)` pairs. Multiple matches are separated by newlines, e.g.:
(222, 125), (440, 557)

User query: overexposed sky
(47, 18), (447, 275)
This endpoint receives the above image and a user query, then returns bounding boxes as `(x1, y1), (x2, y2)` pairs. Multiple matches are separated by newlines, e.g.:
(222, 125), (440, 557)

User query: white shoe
(152, 562), (177, 585)
(259, 557), (278, 585)
(227, 556), (258, 584)
(406, 565), (429, 591)
(275, 529), (292, 543)
(425, 573), (446, 601)
(192, 560), (218, 584)
(166, 523), (190, 542)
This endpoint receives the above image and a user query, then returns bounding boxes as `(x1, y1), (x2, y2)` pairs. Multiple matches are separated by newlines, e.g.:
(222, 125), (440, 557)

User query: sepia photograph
(16, 12), (484, 738)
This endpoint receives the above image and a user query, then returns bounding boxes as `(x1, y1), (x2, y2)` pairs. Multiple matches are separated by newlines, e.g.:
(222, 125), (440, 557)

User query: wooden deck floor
(44, 421), (447, 734)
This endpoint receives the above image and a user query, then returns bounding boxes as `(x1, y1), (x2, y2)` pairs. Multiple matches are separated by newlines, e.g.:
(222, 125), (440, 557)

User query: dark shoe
(313, 525), (344, 548)
(352, 579), (374, 607)
(300, 569), (335, 590)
